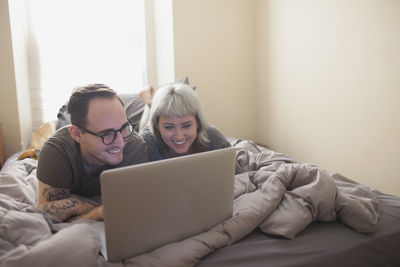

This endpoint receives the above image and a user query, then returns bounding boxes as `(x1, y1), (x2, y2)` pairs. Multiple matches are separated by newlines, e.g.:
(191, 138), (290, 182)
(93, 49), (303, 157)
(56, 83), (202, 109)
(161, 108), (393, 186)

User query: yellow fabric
(18, 121), (56, 160)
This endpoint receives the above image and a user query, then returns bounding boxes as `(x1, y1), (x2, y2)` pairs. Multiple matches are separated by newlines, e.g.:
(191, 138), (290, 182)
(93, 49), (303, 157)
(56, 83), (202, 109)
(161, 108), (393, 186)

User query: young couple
(37, 82), (230, 222)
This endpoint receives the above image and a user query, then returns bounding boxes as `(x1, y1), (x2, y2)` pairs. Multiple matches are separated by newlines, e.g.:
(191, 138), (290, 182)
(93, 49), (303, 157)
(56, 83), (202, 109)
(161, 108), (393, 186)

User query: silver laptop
(99, 147), (236, 262)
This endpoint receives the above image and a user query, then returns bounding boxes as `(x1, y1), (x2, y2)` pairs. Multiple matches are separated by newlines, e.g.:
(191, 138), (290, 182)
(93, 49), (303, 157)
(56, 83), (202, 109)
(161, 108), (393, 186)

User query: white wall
(255, 0), (400, 196)
(172, 0), (257, 140)
(151, 0), (175, 85)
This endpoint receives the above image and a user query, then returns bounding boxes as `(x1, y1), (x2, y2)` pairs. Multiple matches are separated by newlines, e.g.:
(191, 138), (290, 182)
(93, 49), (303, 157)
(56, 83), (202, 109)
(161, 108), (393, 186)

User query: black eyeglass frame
(81, 121), (135, 145)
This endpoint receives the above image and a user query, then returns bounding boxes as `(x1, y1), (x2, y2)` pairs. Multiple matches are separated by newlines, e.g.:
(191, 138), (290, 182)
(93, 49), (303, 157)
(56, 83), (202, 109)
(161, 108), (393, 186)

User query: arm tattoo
(39, 185), (97, 221)
(41, 198), (79, 221)
(42, 187), (69, 201)
(40, 197), (96, 221)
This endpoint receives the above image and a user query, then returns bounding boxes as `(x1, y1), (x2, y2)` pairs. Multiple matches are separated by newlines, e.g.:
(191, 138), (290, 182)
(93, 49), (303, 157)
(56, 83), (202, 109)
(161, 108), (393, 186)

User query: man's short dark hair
(67, 84), (123, 129)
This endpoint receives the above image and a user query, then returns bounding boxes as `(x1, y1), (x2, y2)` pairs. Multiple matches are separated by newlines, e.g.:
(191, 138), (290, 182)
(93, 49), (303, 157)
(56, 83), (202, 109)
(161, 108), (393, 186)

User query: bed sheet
(0, 140), (398, 267)
(199, 191), (400, 267)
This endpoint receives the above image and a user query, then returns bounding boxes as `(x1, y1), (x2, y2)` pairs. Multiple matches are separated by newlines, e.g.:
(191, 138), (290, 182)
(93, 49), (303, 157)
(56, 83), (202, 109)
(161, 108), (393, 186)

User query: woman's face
(158, 114), (199, 156)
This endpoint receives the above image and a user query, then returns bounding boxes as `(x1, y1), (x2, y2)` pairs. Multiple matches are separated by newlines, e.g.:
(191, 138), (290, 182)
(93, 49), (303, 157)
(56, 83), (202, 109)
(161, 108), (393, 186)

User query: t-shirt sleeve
(37, 140), (73, 189)
(139, 127), (164, 161)
(120, 131), (150, 166)
(206, 125), (231, 150)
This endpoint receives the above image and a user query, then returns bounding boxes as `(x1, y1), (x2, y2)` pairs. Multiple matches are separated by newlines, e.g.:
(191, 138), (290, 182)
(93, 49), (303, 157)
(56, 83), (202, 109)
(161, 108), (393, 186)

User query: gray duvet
(0, 140), (379, 267)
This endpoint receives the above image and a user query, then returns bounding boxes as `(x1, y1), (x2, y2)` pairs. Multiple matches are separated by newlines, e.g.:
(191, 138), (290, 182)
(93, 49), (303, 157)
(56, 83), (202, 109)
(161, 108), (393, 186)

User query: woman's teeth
(172, 139), (186, 145)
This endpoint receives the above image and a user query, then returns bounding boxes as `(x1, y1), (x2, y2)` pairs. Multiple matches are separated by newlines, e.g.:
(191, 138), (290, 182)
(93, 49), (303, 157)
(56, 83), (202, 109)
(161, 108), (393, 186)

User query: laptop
(98, 147), (236, 262)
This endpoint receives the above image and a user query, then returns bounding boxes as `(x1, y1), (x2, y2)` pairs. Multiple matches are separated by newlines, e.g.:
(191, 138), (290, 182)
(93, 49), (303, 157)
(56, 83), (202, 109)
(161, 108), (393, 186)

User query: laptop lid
(100, 147), (236, 262)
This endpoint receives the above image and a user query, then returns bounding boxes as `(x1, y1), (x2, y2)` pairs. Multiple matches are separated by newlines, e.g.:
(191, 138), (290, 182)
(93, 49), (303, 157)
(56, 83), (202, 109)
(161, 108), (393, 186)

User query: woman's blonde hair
(149, 83), (209, 146)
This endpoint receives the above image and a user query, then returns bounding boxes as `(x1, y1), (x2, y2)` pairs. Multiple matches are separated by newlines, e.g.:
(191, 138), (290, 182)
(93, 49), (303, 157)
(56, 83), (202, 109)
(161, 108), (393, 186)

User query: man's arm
(66, 205), (104, 222)
(37, 180), (101, 221)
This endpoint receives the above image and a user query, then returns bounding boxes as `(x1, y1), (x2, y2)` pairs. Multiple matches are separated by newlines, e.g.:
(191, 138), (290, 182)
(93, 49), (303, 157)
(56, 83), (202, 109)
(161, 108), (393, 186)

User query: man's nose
(112, 131), (125, 145)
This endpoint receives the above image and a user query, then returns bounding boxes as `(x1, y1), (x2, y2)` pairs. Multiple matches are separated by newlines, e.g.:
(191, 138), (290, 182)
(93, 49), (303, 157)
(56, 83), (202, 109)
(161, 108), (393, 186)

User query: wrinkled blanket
(0, 140), (379, 267)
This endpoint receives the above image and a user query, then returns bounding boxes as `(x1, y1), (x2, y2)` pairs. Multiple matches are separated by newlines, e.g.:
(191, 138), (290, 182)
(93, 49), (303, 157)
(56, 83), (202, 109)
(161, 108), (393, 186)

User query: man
(37, 84), (148, 221)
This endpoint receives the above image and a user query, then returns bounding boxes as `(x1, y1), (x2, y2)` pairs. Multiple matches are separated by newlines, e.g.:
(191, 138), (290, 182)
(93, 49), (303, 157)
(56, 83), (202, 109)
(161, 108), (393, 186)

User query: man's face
(79, 97), (128, 168)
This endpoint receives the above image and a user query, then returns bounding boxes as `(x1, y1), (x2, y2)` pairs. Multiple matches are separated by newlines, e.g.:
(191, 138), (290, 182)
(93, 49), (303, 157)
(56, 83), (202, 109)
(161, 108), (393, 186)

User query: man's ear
(69, 125), (82, 143)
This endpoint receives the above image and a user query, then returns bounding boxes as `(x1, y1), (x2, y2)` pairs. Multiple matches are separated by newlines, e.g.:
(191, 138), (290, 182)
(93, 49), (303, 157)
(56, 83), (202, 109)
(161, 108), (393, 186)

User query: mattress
(199, 191), (400, 267)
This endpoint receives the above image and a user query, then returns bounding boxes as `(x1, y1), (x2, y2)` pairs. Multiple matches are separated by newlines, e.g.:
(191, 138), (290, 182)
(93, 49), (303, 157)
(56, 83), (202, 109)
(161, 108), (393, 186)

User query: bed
(1, 93), (399, 267)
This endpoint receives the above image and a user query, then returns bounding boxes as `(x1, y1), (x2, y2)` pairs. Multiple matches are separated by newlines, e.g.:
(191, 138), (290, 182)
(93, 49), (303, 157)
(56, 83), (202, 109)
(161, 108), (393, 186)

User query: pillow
(55, 103), (71, 130)
(119, 93), (145, 131)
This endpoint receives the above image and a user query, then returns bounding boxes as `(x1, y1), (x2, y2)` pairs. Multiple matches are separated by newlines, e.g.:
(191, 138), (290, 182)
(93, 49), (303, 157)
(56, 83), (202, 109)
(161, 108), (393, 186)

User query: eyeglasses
(82, 122), (135, 145)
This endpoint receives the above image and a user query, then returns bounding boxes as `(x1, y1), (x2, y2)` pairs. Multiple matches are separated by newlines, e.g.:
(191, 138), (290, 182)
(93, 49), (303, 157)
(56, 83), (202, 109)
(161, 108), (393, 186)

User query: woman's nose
(173, 128), (184, 138)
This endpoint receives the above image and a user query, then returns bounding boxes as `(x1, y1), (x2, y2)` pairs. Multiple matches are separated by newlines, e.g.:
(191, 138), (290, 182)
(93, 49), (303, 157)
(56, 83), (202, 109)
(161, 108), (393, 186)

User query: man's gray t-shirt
(37, 126), (148, 197)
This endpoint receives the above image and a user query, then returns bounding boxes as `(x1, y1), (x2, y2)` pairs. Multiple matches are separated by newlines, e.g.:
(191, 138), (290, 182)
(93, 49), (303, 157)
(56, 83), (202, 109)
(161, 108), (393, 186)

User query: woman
(140, 82), (231, 161)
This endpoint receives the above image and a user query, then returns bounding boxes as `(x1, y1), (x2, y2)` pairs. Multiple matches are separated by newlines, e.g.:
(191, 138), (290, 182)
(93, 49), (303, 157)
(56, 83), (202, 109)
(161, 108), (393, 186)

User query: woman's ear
(69, 125), (82, 143)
